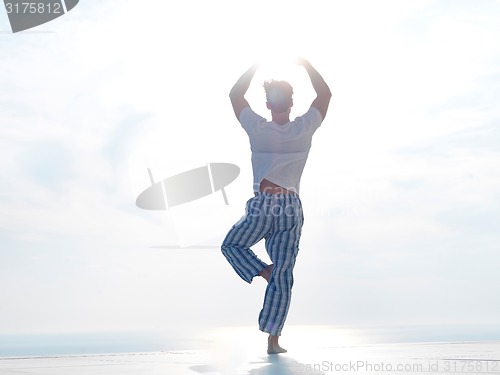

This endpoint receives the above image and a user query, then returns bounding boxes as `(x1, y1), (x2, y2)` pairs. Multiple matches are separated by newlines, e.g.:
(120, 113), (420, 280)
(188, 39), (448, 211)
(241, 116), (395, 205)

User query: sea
(1, 324), (500, 358)
(0, 331), (199, 358)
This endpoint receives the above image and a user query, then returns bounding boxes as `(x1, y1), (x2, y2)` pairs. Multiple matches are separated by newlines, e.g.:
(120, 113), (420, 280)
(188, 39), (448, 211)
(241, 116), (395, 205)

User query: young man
(221, 58), (331, 354)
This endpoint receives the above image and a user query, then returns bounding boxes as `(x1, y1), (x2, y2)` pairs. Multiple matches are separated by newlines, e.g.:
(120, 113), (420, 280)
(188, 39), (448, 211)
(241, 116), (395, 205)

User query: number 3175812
(5, 2), (62, 14)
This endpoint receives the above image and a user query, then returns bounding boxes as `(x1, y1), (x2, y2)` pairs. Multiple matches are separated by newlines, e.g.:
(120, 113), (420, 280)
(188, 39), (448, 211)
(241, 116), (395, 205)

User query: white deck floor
(1, 340), (498, 375)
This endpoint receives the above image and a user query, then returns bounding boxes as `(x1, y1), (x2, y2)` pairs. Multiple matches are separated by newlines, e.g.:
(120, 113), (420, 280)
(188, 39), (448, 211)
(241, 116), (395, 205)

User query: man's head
(263, 80), (293, 114)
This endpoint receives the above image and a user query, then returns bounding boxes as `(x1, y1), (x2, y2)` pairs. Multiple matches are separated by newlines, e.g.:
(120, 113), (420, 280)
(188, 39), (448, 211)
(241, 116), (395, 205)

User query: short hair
(263, 80), (293, 113)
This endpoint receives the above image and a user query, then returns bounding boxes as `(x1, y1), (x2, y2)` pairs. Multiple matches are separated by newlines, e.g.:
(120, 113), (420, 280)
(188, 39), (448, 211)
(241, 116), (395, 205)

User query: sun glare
(256, 55), (300, 81)
(245, 55), (316, 117)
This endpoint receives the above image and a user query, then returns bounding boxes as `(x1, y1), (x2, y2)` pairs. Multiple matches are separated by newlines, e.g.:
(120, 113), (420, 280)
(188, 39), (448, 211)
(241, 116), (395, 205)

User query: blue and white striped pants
(221, 192), (304, 336)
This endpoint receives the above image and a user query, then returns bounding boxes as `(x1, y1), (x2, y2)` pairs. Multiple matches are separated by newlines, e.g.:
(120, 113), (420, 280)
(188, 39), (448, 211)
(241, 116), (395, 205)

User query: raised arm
(229, 63), (259, 120)
(296, 58), (332, 120)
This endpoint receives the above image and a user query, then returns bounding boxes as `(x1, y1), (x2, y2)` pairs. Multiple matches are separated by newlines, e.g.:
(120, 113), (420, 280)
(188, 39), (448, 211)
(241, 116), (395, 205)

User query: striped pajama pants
(221, 192), (304, 336)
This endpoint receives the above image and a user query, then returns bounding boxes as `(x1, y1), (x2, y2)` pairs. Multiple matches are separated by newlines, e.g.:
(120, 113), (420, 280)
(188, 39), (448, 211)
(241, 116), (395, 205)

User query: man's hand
(294, 57), (309, 67)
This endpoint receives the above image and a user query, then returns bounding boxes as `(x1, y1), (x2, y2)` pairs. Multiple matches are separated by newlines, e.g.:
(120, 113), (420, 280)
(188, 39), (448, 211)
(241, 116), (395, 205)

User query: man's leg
(259, 228), (300, 334)
(258, 195), (303, 352)
(221, 194), (272, 283)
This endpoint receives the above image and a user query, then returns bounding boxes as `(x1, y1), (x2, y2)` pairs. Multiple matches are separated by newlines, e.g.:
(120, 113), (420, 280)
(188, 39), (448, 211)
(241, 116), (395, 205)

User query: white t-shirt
(239, 106), (323, 194)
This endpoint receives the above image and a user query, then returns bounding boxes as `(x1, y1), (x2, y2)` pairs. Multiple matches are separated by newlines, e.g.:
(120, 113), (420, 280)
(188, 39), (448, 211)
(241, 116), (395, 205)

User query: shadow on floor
(191, 354), (327, 375)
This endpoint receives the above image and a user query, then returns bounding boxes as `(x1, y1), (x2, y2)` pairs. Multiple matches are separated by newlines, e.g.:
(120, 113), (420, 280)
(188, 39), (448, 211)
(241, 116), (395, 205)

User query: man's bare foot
(258, 264), (274, 283)
(267, 335), (287, 355)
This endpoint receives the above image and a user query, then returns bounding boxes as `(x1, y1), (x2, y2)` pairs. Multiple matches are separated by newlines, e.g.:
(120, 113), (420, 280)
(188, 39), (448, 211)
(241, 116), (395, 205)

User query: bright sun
(247, 56), (317, 117)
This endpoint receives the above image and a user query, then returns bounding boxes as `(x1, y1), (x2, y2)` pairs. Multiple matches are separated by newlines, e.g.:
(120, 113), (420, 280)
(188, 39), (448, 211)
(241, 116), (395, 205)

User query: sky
(1, 0), (500, 340)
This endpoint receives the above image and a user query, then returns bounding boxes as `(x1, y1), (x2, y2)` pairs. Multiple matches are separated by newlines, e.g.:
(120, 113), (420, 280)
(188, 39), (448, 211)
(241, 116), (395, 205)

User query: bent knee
(221, 242), (236, 256)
